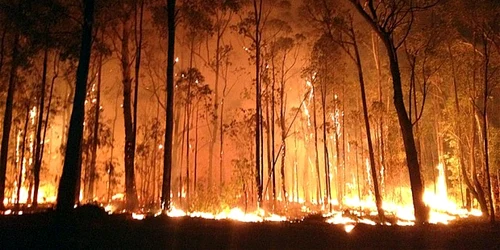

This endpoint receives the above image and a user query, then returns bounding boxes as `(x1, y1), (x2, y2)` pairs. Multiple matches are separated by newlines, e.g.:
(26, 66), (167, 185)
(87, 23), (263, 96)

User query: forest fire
(0, 3), (499, 249)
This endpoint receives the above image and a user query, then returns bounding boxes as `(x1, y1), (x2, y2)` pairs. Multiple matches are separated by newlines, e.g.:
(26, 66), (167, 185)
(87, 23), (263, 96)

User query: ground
(1, 208), (500, 249)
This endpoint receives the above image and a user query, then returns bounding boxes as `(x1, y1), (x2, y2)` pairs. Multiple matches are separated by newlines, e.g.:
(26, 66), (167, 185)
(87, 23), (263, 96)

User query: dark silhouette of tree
(162, 0), (177, 211)
(347, 0), (437, 224)
(56, 0), (94, 212)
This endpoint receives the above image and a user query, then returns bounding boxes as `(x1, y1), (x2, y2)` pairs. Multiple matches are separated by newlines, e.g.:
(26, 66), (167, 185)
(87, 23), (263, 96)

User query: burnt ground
(1, 209), (500, 249)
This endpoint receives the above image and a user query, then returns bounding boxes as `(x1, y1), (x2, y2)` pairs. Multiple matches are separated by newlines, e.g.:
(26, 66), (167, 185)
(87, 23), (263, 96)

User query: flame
(132, 212), (145, 220)
(167, 206), (187, 217)
(344, 224), (355, 233)
(129, 206), (286, 223)
(4, 185), (57, 206)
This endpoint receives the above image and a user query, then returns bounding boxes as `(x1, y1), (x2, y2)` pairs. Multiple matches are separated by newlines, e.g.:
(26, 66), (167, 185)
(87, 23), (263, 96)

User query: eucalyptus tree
(161, 0), (177, 211)
(346, 0), (440, 223)
(57, 0), (95, 212)
(0, 0), (71, 208)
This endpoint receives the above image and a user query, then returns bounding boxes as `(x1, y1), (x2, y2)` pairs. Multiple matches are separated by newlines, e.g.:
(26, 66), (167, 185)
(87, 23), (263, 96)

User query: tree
(56, 0), (94, 212)
(161, 0), (177, 211)
(0, 29), (19, 210)
(347, 0), (436, 223)
(236, 0), (276, 208)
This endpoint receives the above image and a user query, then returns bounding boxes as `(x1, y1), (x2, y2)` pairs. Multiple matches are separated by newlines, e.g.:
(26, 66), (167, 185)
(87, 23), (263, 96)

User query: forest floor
(1, 207), (500, 249)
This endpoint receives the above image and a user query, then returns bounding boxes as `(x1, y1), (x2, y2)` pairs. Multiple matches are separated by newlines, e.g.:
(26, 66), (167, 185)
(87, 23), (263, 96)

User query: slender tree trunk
(209, 30), (222, 190)
(469, 36), (489, 217)
(481, 35), (495, 223)
(56, 0), (94, 212)
(194, 104), (199, 192)
(161, 0), (176, 211)
(471, 111), (488, 215)
(352, 29), (384, 222)
(16, 107), (30, 206)
(320, 79), (331, 211)
(382, 34), (428, 223)
(279, 62), (287, 203)
(271, 58), (277, 206)
(133, 0), (144, 203)
(185, 83), (191, 206)
(121, 13), (138, 210)
(152, 102), (159, 204)
(312, 85), (323, 204)
(371, 33), (386, 189)
(32, 44), (49, 207)
(0, 33), (19, 209)
(333, 99), (342, 206)
(265, 83), (275, 205)
(219, 59), (229, 192)
(87, 51), (102, 201)
(254, 0), (263, 208)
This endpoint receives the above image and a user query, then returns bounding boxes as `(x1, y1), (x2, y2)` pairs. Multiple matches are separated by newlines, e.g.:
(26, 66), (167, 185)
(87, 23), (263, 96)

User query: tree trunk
(87, 50), (102, 201)
(265, 81), (275, 206)
(471, 111), (488, 215)
(16, 106), (30, 206)
(481, 35), (495, 223)
(312, 85), (323, 204)
(254, 0), (263, 208)
(371, 33), (386, 189)
(320, 79), (331, 211)
(194, 104), (199, 192)
(33, 43), (49, 207)
(333, 99), (342, 206)
(161, 0), (176, 211)
(279, 61), (287, 203)
(382, 33), (428, 223)
(0, 33), (19, 209)
(271, 56), (277, 207)
(121, 14), (138, 210)
(56, 0), (94, 212)
(209, 30), (222, 189)
(353, 30), (384, 222)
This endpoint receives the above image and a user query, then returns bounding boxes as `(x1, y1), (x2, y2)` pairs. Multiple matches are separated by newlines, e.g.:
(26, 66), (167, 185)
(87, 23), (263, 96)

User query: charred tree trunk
(381, 33), (428, 224)
(56, 0), (94, 212)
(161, 0), (176, 211)
(0, 33), (19, 209)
